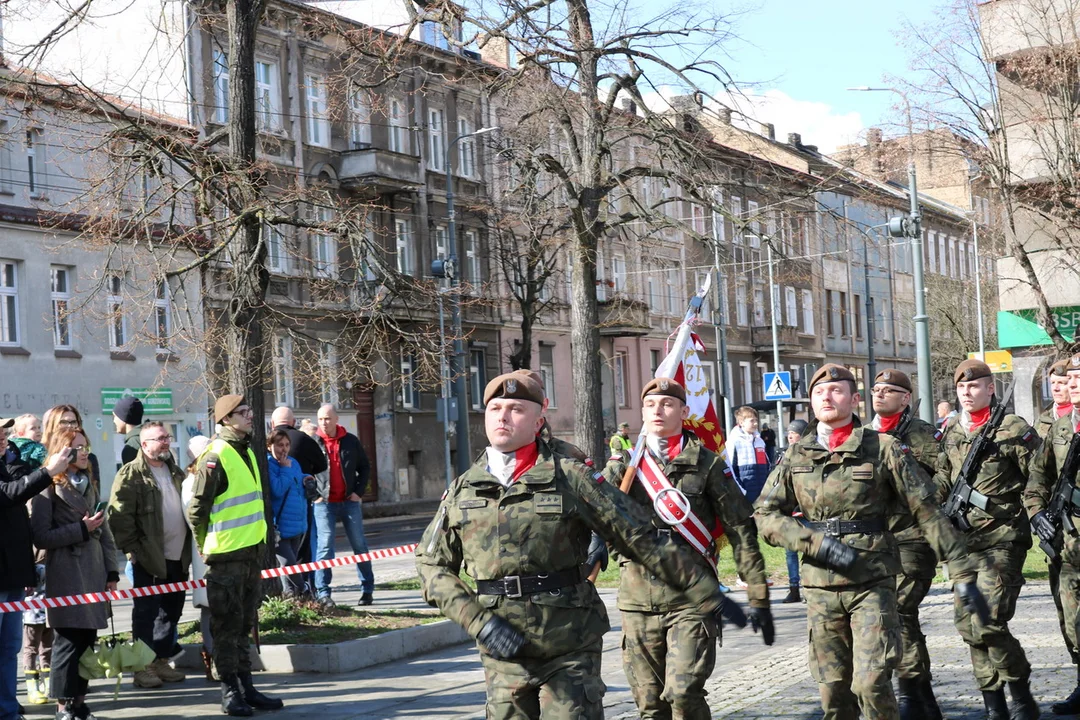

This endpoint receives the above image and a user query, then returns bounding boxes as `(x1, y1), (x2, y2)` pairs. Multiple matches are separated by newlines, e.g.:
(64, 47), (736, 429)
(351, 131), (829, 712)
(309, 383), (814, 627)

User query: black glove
(747, 606), (775, 645)
(476, 616), (526, 660)
(712, 592), (747, 629)
(586, 533), (609, 572)
(1032, 510), (1057, 544)
(814, 537), (857, 572)
(955, 582), (992, 626)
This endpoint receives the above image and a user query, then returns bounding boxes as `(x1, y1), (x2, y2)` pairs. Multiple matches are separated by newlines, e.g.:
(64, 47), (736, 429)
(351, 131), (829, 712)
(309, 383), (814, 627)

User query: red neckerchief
(828, 422), (854, 451)
(969, 406), (991, 430)
(663, 434), (683, 462)
(1057, 402), (1073, 418)
(510, 442), (540, 483)
(877, 412), (902, 434)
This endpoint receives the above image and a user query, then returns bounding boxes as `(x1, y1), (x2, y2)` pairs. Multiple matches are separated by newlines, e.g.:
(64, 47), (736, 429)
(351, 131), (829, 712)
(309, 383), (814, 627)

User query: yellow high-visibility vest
(203, 439), (267, 554)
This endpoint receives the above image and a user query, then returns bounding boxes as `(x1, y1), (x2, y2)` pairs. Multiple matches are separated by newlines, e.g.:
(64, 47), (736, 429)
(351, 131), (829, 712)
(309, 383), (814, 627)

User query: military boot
(220, 675), (253, 717)
(238, 671), (284, 710)
(1052, 666), (1080, 715)
(918, 677), (944, 720)
(897, 677), (919, 720)
(1007, 677), (1041, 720)
(984, 688), (1009, 720)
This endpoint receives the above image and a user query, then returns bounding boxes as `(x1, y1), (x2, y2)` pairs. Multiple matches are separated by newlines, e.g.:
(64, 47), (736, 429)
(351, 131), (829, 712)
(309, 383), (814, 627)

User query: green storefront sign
(998, 306), (1080, 348)
(100, 388), (174, 415)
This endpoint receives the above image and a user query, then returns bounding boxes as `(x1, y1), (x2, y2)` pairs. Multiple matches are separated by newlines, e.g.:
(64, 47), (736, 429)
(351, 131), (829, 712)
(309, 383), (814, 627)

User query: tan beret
(511, 368), (544, 395)
(809, 363), (856, 392)
(873, 369), (912, 393)
(1067, 353), (1080, 374)
(1050, 358), (1069, 377)
(214, 394), (245, 422)
(483, 373), (544, 407)
(954, 359), (992, 384)
(641, 377), (686, 403)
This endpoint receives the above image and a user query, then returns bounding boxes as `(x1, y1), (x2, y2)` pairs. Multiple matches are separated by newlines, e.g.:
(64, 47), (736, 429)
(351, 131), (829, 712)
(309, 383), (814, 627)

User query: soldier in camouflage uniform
(755, 364), (988, 720)
(1027, 352), (1080, 715)
(1035, 358), (1071, 439)
(935, 359), (1042, 720)
(416, 373), (737, 720)
(869, 369), (945, 719)
(604, 377), (772, 720)
(186, 395), (283, 717)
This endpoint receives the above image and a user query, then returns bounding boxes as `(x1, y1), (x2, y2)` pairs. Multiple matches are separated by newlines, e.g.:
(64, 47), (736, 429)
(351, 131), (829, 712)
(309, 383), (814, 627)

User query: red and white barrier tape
(0, 542), (419, 614)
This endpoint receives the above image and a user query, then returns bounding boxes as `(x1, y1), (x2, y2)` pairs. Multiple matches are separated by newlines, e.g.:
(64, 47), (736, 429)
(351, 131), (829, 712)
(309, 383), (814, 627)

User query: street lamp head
(846, 86), (873, 92)
(474, 126), (499, 136)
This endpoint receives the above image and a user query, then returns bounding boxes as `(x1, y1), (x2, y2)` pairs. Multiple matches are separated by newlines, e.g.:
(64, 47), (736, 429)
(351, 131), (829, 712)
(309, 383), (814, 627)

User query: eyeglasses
(871, 387), (905, 397)
(59, 419), (79, 427)
(146, 435), (172, 444)
(231, 408), (253, 418)
(72, 445), (90, 453)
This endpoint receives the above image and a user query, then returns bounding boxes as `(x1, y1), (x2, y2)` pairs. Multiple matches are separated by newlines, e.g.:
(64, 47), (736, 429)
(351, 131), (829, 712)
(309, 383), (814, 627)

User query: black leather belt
(476, 567), (584, 598)
(807, 518), (885, 537)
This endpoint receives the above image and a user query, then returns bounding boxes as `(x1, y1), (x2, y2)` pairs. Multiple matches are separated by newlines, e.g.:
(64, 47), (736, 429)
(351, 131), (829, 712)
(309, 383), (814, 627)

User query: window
(26, 129), (44, 197)
(427, 108), (445, 171)
(612, 256), (626, 293)
(801, 289), (814, 334)
(255, 61), (280, 131)
(349, 89), (371, 148)
(650, 348), (660, 376)
(154, 278), (171, 351)
(319, 341), (338, 405)
(107, 273), (126, 350)
(434, 225), (449, 286)
(212, 49), (229, 123)
(50, 266), (71, 349)
(400, 353), (419, 409)
(853, 294), (862, 340)
(614, 351), (629, 407)
(469, 348), (487, 409)
(458, 117), (476, 177)
(264, 223), (288, 273)
(647, 272), (658, 310)
(464, 229), (480, 288)
(272, 334), (294, 406)
(666, 269), (678, 314)
(826, 290), (836, 337)
(880, 298), (892, 342)
(0, 122), (12, 193)
(692, 203), (706, 234)
(959, 242), (967, 279)
(752, 286), (765, 326)
(312, 206), (336, 277)
(305, 75), (329, 147)
(938, 233), (947, 275)
(596, 250), (606, 302)
(0, 261), (18, 345)
(735, 281), (748, 326)
(748, 200), (760, 235)
(785, 286), (797, 327)
(395, 218), (413, 275)
(389, 98), (408, 154)
(739, 361), (752, 404)
(950, 237), (959, 279)
(539, 344), (556, 407)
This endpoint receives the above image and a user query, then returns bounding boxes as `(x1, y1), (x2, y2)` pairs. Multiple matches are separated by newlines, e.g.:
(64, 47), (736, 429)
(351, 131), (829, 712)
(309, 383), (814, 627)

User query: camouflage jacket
(754, 423), (973, 589)
(882, 411), (942, 545)
(415, 440), (721, 660)
(1025, 412), (1080, 564)
(1036, 406), (1058, 439)
(934, 413), (1041, 552)
(603, 433), (769, 612)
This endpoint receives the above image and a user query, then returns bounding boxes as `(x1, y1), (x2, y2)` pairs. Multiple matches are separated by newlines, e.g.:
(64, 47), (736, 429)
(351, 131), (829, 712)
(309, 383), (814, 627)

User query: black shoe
(918, 678), (944, 720)
(984, 688), (1010, 720)
(221, 675), (254, 717)
(897, 677), (919, 720)
(359, 592), (373, 606)
(238, 671), (284, 711)
(1008, 677), (1041, 720)
(781, 587), (800, 604)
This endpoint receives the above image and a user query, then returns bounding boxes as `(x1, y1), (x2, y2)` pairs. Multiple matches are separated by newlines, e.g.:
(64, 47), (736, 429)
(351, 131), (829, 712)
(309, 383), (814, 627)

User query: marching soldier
(755, 364), (988, 720)
(1036, 358), (1071, 438)
(416, 373), (737, 719)
(604, 378), (772, 719)
(1027, 352), (1080, 715)
(869, 369), (944, 719)
(935, 359), (1042, 720)
(187, 395), (283, 717)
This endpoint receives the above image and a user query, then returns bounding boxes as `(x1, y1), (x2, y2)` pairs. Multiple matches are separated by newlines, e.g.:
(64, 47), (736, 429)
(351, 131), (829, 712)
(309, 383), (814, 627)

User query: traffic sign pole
(766, 242), (785, 447)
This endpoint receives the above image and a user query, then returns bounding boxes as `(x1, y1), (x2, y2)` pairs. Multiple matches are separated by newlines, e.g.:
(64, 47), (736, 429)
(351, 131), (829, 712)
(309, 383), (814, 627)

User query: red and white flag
(655, 320), (726, 455)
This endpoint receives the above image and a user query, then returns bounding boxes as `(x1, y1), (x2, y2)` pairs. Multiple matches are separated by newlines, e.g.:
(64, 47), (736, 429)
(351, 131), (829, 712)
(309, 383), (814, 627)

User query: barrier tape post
(0, 542), (420, 614)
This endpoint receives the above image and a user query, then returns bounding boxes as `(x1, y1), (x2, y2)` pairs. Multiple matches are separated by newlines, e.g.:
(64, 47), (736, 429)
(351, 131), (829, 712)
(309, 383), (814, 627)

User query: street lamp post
(848, 86), (933, 422)
(445, 126), (498, 474)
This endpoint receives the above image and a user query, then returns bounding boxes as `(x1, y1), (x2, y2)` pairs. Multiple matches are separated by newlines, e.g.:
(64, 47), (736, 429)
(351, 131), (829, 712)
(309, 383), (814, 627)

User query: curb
(174, 618), (471, 674)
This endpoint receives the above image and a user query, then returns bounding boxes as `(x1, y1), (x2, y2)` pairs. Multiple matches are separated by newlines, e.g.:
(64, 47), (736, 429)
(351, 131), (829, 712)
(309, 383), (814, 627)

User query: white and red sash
(637, 450), (717, 569)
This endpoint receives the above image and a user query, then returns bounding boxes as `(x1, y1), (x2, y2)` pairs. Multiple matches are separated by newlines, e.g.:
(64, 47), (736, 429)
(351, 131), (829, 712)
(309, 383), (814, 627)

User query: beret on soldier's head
(1067, 353), (1080, 374)
(483, 373), (544, 407)
(1050, 358), (1069, 377)
(954, 359), (992, 385)
(809, 363), (856, 392)
(511, 368), (545, 395)
(641, 377), (686, 403)
(214, 394), (245, 423)
(873, 368), (912, 393)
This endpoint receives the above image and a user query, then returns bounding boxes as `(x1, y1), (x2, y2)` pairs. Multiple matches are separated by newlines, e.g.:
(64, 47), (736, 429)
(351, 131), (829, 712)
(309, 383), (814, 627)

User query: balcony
(598, 295), (651, 337)
(751, 325), (802, 352)
(339, 147), (423, 193)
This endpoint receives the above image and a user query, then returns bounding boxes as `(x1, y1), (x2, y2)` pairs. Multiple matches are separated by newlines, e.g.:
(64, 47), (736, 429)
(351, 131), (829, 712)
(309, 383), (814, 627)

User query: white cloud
(730, 89), (865, 154)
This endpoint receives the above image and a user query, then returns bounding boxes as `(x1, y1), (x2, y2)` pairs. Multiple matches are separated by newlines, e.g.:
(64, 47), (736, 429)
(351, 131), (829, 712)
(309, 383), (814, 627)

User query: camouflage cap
(641, 377), (686, 403)
(873, 368), (912, 393)
(1067, 353), (1080, 374)
(954, 359), (992, 385)
(1050, 358), (1069, 377)
(808, 363), (856, 392)
(214, 394), (245, 422)
(618, 422), (631, 430)
(483, 372), (544, 407)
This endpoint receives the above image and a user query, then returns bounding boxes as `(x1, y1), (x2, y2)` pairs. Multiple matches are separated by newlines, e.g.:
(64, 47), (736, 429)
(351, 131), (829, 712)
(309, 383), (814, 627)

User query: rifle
(941, 383), (1014, 532)
(1037, 432), (1080, 561)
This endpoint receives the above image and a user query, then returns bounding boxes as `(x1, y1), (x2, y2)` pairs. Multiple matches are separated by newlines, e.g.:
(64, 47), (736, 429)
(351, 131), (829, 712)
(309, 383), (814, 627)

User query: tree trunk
(570, 245), (604, 461)
(510, 311), (535, 369)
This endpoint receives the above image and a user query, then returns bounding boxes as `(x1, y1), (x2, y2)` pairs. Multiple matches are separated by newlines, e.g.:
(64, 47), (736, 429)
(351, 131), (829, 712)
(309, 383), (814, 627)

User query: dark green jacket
(1025, 411), (1080, 564)
(120, 429), (141, 466)
(881, 411), (942, 544)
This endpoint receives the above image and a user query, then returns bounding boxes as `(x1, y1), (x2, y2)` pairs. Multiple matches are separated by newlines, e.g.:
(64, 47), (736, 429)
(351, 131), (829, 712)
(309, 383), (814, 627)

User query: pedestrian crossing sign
(763, 371), (792, 401)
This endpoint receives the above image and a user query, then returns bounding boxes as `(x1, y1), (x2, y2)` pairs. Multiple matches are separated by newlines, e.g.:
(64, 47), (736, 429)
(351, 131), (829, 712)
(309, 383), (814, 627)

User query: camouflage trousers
(620, 608), (718, 720)
(205, 559), (261, 677)
(480, 650), (605, 720)
(952, 542), (1031, 691)
(895, 541), (937, 680)
(1050, 556), (1080, 664)
(804, 579), (901, 720)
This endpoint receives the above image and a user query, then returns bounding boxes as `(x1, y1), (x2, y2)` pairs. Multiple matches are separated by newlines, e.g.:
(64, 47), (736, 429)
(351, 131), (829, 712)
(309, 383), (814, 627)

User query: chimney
(867, 127), (885, 176)
(787, 132), (802, 148)
(867, 127), (883, 146)
(621, 98), (637, 116)
(670, 94), (699, 114)
(716, 107), (732, 125)
(760, 122), (775, 141)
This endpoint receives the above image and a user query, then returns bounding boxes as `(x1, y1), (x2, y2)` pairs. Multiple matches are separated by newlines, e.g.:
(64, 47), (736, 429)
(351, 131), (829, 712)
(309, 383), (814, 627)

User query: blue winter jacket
(268, 454), (308, 539)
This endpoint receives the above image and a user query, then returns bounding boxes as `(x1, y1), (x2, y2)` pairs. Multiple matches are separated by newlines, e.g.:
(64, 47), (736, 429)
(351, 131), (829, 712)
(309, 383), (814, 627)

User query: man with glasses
(108, 421), (191, 689)
(870, 369), (945, 719)
(188, 395), (281, 717)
